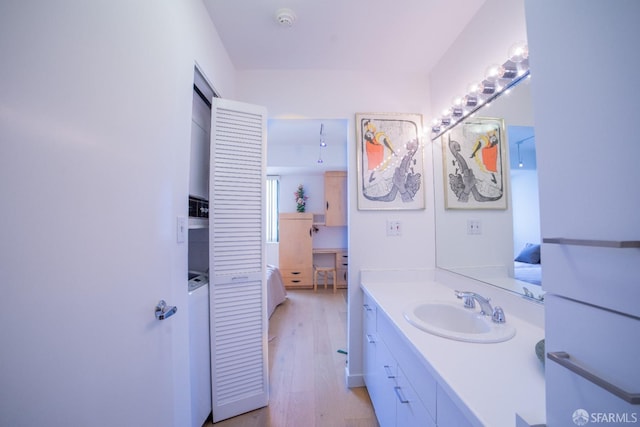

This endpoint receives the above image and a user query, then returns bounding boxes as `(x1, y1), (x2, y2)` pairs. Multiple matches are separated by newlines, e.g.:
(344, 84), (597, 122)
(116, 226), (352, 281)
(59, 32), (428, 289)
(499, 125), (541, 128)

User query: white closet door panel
(542, 244), (640, 318)
(545, 295), (640, 426)
(209, 98), (268, 423)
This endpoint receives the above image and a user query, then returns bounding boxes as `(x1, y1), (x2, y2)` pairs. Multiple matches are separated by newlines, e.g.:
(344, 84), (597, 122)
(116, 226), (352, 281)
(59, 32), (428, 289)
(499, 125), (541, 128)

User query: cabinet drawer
(337, 252), (348, 268)
(377, 309), (437, 420)
(362, 298), (377, 388)
(396, 365), (436, 427)
(363, 294), (377, 333)
(281, 268), (312, 288)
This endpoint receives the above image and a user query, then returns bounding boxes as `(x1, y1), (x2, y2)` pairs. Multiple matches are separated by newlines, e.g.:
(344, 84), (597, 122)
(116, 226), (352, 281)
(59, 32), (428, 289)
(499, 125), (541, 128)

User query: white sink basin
(403, 301), (516, 343)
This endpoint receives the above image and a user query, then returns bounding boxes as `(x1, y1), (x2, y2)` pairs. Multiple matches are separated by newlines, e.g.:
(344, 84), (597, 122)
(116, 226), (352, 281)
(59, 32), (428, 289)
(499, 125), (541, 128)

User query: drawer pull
(543, 238), (640, 248)
(363, 304), (373, 312)
(394, 386), (409, 404)
(366, 334), (376, 344)
(383, 365), (395, 379)
(548, 351), (640, 404)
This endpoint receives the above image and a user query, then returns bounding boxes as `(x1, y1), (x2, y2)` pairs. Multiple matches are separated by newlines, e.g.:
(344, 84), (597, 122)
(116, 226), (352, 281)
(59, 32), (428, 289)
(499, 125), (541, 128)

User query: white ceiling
(203, 0), (487, 72)
(202, 0), (497, 175)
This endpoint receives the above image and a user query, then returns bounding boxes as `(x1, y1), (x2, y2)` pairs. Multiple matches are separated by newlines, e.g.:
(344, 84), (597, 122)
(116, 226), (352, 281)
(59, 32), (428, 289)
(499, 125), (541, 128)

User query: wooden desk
(312, 248), (348, 288)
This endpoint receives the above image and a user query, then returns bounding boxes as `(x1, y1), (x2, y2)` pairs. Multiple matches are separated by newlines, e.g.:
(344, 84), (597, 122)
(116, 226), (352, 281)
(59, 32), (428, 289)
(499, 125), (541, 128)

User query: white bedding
(267, 264), (287, 318)
(514, 261), (541, 286)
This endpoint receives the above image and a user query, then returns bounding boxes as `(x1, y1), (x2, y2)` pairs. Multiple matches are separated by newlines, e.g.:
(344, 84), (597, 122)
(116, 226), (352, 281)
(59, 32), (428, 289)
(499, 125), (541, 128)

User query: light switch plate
(387, 220), (402, 236)
(177, 216), (187, 243)
(467, 219), (482, 235)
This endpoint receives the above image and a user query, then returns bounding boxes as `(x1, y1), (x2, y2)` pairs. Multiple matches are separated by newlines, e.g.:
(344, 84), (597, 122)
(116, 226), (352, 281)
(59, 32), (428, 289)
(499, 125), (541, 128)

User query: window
(266, 176), (279, 242)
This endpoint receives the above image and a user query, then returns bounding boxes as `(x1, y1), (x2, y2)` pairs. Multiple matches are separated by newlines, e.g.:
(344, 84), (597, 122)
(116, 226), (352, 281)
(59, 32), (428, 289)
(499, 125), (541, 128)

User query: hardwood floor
(206, 289), (378, 427)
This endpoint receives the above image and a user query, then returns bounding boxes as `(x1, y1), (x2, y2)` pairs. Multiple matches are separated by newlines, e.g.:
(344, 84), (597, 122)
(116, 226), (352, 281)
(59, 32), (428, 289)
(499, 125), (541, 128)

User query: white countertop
(361, 278), (546, 427)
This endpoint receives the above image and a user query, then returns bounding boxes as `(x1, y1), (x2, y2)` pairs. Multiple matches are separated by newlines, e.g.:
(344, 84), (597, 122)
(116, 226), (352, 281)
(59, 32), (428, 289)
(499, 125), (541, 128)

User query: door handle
(547, 351), (640, 404)
(155, 300), (177, 320)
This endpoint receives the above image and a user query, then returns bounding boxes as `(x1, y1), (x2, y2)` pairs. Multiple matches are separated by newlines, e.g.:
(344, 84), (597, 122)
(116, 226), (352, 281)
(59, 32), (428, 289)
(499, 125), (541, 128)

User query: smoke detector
(275, 8), (296, 27)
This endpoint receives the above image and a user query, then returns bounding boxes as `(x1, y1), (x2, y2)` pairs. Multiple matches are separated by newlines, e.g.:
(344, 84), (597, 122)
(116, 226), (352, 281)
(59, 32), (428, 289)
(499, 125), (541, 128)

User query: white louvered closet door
(209, 98), (268, 423)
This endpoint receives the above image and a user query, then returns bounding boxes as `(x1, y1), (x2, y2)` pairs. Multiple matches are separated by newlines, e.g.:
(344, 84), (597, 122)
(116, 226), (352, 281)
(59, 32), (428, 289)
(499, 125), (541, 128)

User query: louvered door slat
(209, 98), (268, 423)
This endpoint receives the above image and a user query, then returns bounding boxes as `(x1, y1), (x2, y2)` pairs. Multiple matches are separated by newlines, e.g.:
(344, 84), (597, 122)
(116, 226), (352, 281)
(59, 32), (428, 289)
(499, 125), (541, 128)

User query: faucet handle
(454, 290), (476, 309)
(492, 306), (506, 323)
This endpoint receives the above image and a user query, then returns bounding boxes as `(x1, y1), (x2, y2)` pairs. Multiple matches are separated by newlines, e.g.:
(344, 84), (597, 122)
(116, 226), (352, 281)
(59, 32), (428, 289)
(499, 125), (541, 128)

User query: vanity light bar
(431, 43), (530, 138)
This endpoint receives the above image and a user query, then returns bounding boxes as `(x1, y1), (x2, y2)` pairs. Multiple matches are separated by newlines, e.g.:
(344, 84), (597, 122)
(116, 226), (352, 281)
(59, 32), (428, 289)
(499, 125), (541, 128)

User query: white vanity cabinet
(361, 277), (546, 426)
(362, 293), (442, 427)
(363, 297), (394, 427)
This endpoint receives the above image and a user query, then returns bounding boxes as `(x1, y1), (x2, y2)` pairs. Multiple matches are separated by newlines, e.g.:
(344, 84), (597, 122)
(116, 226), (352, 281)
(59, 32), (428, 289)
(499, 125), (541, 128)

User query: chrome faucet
(454, 290), (506, 323)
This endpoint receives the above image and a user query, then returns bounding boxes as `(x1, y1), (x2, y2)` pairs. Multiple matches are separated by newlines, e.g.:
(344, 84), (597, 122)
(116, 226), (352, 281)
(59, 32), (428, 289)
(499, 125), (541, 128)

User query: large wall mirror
(433, 76), (544, 302)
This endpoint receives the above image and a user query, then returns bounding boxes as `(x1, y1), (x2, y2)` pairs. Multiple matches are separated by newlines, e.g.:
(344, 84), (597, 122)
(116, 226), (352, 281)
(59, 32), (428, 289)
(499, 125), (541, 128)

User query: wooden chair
(313, 265), (337, 293)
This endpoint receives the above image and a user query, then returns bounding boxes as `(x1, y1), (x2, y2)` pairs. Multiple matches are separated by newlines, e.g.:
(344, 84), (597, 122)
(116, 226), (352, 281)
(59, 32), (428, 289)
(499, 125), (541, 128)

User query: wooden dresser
(278, 213), (314, 288)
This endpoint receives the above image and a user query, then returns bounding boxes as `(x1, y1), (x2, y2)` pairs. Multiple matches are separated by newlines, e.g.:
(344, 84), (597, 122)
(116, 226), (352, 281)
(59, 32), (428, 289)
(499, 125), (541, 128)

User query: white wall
(429, 0), (528, 115)
(236, 69), (434, 382)
(279, 173), (327, 214)
(0, 1), (235, 425)
(511, 169), (540, 254)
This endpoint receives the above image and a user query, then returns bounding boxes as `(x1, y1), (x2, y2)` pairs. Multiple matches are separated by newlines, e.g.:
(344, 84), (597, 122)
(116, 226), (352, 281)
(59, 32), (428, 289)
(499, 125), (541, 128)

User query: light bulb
(485, 64), (503, 82)
(509, 42), (529, 63)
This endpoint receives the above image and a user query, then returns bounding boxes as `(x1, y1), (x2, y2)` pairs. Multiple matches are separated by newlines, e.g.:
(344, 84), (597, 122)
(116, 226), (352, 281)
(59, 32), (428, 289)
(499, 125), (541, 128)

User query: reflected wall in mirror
(433, 77), (544, 302)
(265, 118), (349, 266)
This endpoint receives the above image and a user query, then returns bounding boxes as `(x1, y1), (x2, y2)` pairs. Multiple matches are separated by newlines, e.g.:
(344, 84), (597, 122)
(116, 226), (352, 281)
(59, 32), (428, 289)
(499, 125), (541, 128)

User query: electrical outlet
(467, 219), (482, 235)
(387, 220), (402, 236)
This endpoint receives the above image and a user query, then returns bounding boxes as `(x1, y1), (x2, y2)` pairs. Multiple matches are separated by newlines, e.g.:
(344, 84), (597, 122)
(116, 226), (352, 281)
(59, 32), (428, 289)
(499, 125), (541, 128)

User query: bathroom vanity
(361, 271), (545, 427)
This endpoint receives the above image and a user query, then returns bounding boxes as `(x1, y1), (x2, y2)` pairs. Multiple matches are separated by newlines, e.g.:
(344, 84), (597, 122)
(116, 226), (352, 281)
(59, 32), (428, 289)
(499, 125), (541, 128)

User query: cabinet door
(279, 213), (313, 268)
(362, 298), (378, 405)
(209, 97), (268, 422)
(324, 171), (347, 226)
(395, 365), (436, 427)
(376, 338), (398, 427)
(436, 384), (474, 427)
(545, 295), (640, 426)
